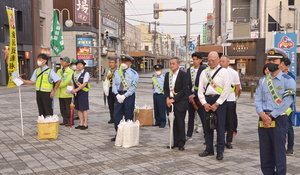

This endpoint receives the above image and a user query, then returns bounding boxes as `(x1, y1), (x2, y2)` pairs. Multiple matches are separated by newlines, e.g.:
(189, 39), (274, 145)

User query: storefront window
(40, 20), (44, 46)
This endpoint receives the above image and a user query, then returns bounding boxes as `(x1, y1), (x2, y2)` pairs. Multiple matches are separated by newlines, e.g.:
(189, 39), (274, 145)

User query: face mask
(37, 60), (44, 67)
(71, 65), (77, 71)
(266, 63), (279, 72)
(121, 63), (128, 70)
(155, 71), (162, 75)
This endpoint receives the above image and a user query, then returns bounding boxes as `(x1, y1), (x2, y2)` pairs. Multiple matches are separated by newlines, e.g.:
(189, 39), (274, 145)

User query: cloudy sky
(125, 0), (213, 42)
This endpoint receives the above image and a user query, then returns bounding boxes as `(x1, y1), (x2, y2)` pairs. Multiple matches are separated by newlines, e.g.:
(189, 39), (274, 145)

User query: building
(161, 33), (175, 57)
(124, 22), (141, 52)
(53, 0), (125, 73)
(0, 0), (38, 86)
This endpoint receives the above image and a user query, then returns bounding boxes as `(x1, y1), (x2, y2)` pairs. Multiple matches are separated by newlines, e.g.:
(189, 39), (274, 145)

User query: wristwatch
(215, 103), (220, 107)
(268, 113), (274, 118)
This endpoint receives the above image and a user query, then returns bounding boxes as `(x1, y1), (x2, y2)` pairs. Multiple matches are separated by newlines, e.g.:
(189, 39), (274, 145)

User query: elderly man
(164, 57), (189, 151)
(220, 55), (240, 149)
(198, 51), (231, 160)
(255, 48), (296, 174)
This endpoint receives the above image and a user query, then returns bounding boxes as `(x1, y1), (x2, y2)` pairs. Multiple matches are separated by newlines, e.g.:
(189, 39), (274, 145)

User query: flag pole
(19, 86), (24, 136)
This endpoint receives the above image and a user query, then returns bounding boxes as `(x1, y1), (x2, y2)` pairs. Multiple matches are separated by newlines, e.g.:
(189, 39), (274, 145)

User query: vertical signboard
(75, 0), (90, 24)
(76, 38), (93, 66)
(274, 33), (297, 78)
(203, 24), (206, 44)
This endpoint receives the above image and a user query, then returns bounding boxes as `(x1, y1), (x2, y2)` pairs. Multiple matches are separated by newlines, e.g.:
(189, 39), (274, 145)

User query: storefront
(227, 38), (265, 77)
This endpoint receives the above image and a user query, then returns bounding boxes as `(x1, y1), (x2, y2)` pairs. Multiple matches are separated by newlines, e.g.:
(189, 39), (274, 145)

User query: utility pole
(98, 8), (102, 83)
(186, 0), (190, 68)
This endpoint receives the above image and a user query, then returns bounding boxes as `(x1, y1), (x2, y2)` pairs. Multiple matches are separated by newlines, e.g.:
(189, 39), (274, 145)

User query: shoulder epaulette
(131, 69), (137, 75)
(282, 74), (291, 79)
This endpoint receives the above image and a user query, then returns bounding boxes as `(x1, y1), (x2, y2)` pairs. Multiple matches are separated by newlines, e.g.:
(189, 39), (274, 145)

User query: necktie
(119, 70), (125, 90)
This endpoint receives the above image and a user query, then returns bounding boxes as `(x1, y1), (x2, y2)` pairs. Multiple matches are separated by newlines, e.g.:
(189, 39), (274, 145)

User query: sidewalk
(0, 81), (300, 174)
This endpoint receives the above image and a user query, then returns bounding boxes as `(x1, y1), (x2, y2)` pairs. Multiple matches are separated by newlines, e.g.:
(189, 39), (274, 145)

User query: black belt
(118, 91), (127, 95)
(154, 93), (164, 95)
(205, 94), (220, 98)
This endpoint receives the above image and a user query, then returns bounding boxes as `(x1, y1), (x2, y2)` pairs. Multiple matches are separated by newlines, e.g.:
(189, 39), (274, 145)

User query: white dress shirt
(191, 67), (199, 92)
(72, 69), (90, 83)
(170, 69), (179, 98)
(227, 67), (240, 102)
(197, 65), (231, 105)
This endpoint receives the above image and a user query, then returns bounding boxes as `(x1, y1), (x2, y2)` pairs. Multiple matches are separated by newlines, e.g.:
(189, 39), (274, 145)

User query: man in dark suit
(186, 52), (205, 141)
(164, 57), (189, 151)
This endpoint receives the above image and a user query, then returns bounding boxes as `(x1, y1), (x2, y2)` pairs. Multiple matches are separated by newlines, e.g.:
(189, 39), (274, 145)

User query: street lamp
(289, 6), (298, 33)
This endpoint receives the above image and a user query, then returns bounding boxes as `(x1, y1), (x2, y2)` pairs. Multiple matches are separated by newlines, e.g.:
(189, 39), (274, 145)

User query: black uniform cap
(153, 64), (164, 70)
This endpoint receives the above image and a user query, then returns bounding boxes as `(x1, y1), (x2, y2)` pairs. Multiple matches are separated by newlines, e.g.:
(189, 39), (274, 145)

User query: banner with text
(6, 7), (18, 88)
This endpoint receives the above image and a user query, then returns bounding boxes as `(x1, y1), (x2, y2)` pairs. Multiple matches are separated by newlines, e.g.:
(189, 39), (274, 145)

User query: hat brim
(267, 55), (283, 59)
(76, 61), (86, 66)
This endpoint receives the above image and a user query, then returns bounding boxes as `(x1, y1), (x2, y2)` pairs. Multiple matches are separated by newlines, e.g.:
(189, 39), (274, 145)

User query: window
(40, 20), (44, 46)
(288, 0), (294, 6)
(145, 46), (149, 51)
(17, 11), (23, 31)
(268, 14), (280, 32)
(39, 0), (42, 10)
(4, 25), (10, 42)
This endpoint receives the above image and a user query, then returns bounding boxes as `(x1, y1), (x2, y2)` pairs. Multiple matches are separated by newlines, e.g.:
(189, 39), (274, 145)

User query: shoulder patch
(131, 69), (137, 74)
(282, 74), (291, 79)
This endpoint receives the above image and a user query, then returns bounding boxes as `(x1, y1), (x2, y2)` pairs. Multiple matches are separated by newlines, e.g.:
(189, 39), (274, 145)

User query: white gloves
(116, 94), (126, 103)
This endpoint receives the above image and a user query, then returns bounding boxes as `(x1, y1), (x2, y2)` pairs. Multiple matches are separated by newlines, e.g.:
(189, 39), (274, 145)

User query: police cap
(120, 54), (134, 62)
(153, 64), (164, 70)
(266, 47), (288, 59)
(76, 59), (86, 66)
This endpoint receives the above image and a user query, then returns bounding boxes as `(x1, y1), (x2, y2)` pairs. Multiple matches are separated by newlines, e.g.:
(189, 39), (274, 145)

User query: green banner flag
(50, 10), (64, 55)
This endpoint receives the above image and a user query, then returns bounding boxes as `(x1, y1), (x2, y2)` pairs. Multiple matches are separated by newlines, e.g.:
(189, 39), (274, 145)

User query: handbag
(205, 111), (217, 131)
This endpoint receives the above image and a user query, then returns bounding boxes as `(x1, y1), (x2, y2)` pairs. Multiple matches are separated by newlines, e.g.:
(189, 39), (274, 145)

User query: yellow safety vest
(35, 68), (53, 92)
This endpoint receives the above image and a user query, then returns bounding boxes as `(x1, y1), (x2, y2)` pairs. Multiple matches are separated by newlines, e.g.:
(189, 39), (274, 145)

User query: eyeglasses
(208, 59), (218, 63)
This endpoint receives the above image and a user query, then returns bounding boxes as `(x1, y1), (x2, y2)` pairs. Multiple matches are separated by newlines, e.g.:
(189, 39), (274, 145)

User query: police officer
(255, 47), (296, 175)
(56, 57), (74, 126)
(104, 57), (118, 124)
(198, 51), (231, 160)
(111, 55), (139, 141)
(220, 55), (241, 149)
(186, 52), (205, 141)
(152, 64), (166, 128)
(19, 53), (61, 116)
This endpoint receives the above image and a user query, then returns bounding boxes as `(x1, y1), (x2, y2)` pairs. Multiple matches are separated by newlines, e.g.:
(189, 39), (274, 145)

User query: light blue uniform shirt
(152, 74), (165, 94)
(112, 67), (139, 97)
(30, 65), (61, 83)
(255, 71), (296, 118)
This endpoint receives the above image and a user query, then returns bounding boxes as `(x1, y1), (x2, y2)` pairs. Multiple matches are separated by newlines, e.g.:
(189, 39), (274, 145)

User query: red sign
(25, 51), (30, 59)
(278, 36), (294, 49)
(77, 55), (92, 59)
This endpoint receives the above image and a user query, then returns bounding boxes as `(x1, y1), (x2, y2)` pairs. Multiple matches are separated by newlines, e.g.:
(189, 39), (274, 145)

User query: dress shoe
(111, 137), (116, 142)
(186, 136), (193, 141)
(152, 124), (160, 126)
(59, 122), (67, 125)
(74, 117), (79, 120)
(199, 151), (214, 157)
(216, 153), (223, 160)
(80, 126), (88, 130)
(75, 125), (83, 129)
(286, 147), (294, 156)
(167, 146), (175, 149)
(159, 125), (165, 128)
(108, 119), (114, 124)
(178, 146), (185, 151)
(225, 142), (233, 149)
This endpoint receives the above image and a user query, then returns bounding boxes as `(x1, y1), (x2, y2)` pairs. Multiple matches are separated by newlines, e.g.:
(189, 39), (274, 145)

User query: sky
(125, 0), (213, 42)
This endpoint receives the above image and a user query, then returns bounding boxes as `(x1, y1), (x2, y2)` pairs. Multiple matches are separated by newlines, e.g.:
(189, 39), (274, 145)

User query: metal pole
(185, 0), (190, 68)
(98, 9), (102, 83)
(154, 21), (157, 65)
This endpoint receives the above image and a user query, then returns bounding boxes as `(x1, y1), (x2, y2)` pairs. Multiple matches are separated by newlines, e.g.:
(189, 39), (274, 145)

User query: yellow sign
(6, 8), (18, 88)
(259, 121), (275, 128)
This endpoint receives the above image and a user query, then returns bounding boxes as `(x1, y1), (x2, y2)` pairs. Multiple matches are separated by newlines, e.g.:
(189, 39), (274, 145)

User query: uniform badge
(128, 76), (132, 79)
(161, 80), (164, 82)
(269, 50), (275, 55)
(80, 76), (83, 78)
(156, 65), (159, 68)
(277, 86), (283, 90)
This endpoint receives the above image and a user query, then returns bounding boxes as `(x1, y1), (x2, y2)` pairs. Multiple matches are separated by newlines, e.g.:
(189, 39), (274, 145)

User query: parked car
(179, 64), (185, 71)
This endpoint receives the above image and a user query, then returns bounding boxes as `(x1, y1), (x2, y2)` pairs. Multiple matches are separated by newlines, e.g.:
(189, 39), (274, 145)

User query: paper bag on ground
(135, 107), (153, 126)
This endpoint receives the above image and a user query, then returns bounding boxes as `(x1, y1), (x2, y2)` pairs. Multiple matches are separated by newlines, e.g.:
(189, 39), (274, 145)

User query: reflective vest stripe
(35, 68), (53, 92)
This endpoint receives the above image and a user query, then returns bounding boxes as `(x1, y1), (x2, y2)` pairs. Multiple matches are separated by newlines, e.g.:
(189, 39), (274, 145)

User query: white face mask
(71, 65), (77, 71)
(121, 63), (128, 70)
(155, 71), (162, 75)
(37, 60), (44, 67)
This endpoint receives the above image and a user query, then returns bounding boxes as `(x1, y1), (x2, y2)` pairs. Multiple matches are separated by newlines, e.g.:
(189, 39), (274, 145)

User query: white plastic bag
(103, 78), (110, 96)
(115, 119), (126, 147)
(115, 120), (140, 148)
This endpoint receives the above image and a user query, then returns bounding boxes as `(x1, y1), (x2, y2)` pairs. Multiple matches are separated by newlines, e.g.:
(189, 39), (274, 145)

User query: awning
(229, 56), (256, 59)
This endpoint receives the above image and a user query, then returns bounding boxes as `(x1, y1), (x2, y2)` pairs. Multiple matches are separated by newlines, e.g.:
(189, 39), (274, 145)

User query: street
(1, 70), (300, 175)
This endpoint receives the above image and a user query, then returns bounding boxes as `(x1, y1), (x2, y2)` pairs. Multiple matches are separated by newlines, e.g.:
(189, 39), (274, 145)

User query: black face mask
(266, 63), (279, 72)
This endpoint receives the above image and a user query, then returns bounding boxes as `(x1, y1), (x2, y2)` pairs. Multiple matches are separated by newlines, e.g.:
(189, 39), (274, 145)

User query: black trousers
(59, 98), (72, 124)
(36, 91), (53, 116)
(225, 101), (237, 143)
(187, 98), (205, 137)
(205, 96), (227, 154)
(107, 87), (115, 120)
(172, 107), (186, 148)
(153, 94), (166, 126)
